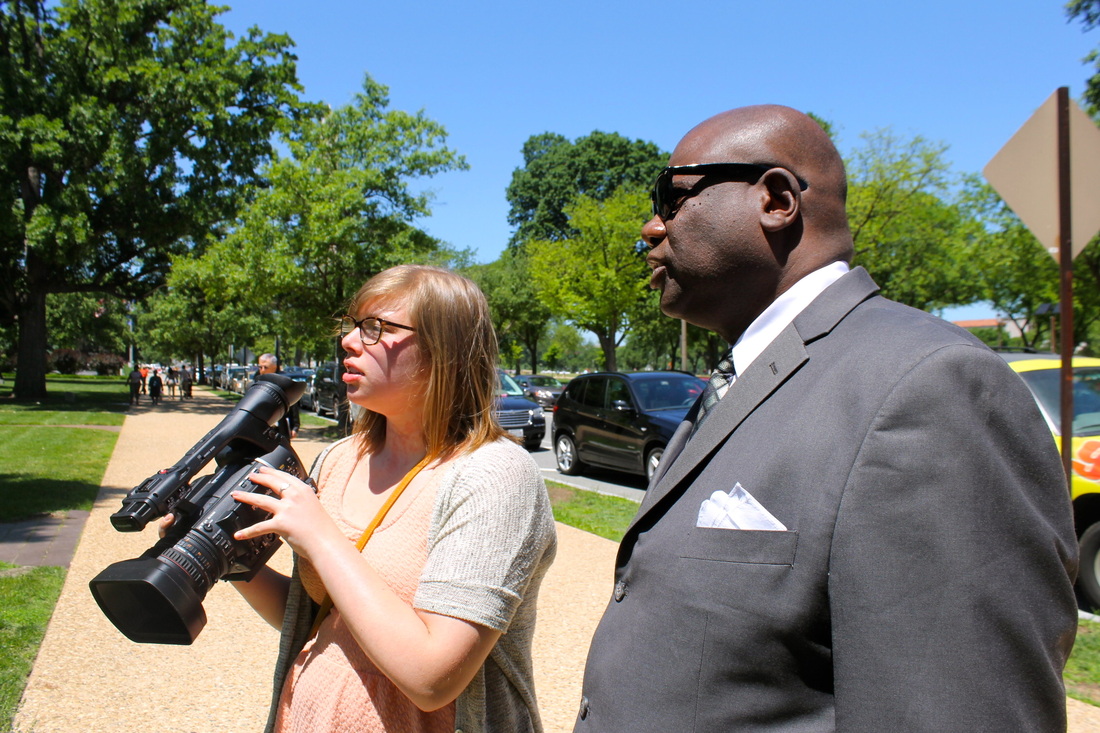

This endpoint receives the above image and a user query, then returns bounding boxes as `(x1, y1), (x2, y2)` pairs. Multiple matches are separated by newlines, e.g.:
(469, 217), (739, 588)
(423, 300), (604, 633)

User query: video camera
(89, 373), (311, 645)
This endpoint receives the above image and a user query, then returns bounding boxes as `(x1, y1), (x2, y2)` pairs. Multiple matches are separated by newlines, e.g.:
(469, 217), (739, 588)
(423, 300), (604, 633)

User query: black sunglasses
(650, 162), (809, 220)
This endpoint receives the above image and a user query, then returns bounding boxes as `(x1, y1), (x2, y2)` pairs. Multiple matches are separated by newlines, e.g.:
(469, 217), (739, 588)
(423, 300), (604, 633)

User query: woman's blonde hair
(347, 265), (508, 459)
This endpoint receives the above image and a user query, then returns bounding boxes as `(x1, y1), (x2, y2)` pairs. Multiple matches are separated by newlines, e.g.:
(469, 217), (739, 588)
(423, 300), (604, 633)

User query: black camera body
(89, 373), (311, 645)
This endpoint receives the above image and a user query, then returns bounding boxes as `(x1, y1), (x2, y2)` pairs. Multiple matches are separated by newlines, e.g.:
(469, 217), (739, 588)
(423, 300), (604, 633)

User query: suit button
(579, 695), (590, 720)
(614, 580), (627, 601)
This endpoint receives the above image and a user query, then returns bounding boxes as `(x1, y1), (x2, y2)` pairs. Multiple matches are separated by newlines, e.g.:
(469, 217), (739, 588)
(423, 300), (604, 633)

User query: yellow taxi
(1001, 350), (1100, 606)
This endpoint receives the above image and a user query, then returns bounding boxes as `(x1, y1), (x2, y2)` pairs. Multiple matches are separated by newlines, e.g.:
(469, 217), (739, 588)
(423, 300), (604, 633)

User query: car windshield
(1017, 366), (1100, 435)
(498, 371), (525, 397)
(630, 374), (706, 411)
(528, 376), (562, 388)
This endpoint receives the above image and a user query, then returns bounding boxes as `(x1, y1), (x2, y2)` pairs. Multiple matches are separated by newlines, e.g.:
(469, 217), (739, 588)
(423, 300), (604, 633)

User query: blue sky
(219, 1), (1097, 319)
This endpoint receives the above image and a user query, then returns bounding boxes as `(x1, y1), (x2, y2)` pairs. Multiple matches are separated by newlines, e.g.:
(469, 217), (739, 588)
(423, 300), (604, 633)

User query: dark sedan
(553, 371), (705, 482)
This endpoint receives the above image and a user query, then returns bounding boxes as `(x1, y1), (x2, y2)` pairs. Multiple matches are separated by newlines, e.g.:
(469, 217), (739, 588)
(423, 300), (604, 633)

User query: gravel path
(11, 386), (1100, 731)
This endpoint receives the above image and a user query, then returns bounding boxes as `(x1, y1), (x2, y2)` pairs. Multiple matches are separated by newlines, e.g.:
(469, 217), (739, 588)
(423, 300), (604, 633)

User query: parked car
(282, 366), (315, 408)
(1001, 350), (1100, 607)
(497, 370), (546, 450)
(296, 369), (319, 411)
(513, 374), (565, 407)
(311, 362), (344, 419)
(218, 364), (240, 391)
(227, 367), (250, 394)
(553, 371), (706, 482)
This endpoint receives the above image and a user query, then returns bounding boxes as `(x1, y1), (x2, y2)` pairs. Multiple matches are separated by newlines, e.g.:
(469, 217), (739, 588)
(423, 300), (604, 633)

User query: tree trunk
(14, 284), (48, 400)
(597, 332), (617, 372)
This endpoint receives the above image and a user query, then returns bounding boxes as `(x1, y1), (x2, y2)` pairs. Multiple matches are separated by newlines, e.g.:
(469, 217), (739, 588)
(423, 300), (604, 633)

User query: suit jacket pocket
(680, 528), (798, 565)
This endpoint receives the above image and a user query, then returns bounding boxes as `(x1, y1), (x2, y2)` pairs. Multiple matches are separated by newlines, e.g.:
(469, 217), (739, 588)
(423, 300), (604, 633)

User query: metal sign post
(1057, 87), (1074, 481)
(984, 86), (1100, 487)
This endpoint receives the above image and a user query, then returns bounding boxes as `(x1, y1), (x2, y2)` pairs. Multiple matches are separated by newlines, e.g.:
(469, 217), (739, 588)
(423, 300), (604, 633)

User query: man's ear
(759, 168), (802, 232)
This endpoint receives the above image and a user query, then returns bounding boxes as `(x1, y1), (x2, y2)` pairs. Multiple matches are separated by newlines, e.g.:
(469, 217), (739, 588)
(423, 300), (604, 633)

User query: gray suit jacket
(574, 268), (1078, 732)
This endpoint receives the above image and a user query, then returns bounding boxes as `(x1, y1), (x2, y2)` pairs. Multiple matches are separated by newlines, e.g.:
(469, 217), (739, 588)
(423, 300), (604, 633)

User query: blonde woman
(231, 265), (557, 732)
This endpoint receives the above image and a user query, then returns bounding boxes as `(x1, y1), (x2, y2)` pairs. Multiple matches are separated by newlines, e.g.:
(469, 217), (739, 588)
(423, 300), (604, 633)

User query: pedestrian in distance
(127, 367), (142, 405)
(165, 367), (177, 399)
(179, 366), (192, 400)
(574, 104), (1078, 732)
(173, 265), (557, 732)
(147, 369), (163, 405)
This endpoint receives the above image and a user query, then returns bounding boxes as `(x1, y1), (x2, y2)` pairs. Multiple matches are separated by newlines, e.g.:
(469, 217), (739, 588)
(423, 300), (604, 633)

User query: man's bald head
(673, 105), (853, 264)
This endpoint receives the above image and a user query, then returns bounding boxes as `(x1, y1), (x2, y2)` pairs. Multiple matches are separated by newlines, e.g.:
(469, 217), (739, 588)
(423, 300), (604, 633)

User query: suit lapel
(629, 267), (880, 533)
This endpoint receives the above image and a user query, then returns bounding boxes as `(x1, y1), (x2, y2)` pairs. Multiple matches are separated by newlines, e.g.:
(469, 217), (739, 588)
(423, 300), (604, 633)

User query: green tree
(175, 74), (469, 363)
(1, 0), (304, 398)
(505, 130), (665, 245)
(46, 292), (128, 355)
(136, 247), (267, 373)
(845, 129), (981, 310)
(466, 246), (552, 372)
(1068, 0), (1100, 114)
(960, 179), (1059, 349)
(528, 187), (653, 371)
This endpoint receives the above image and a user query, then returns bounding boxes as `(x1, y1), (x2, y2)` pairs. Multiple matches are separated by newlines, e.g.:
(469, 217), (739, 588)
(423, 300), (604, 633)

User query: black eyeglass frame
(338, 314), (417, 346)
(650, 162), (809, 220)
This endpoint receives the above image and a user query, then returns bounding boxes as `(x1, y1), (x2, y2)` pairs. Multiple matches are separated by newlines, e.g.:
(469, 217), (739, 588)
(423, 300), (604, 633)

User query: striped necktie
(693, 350), (735, 432)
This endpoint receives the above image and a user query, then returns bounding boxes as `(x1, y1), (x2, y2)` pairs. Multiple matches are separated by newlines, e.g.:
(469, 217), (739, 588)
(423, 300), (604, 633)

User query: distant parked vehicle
(496, 370), (546, 451)
(513, 374), (565, 407)
(312, 362), (343, 419)
(227, 367), (249, 394)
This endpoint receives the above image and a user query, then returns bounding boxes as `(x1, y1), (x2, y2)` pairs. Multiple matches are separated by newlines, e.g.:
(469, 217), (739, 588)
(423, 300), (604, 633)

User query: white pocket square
(696, 482), (787, 531)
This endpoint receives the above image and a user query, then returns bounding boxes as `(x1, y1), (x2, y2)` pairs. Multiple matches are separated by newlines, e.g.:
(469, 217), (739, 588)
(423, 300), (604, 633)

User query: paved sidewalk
(7, 386), (1100, 731)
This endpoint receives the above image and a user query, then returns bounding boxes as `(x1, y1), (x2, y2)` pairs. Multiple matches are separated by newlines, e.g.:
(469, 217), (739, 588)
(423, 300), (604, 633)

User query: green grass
(0, 426), (118, 521)
(545, 480), (641, 542)
(0, 563), (66, 731)
(0, 376), (123, 522)
(1068, 617), (1100, 706)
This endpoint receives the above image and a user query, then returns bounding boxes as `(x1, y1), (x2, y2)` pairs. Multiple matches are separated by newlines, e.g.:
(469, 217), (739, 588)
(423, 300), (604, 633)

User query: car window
(1018, 366), (1100, 435)
(530, 376), (561, 388)
(632, 375), (706, 411)
(607, 379), (633, 409)
(497, 370), (525, 397)
(578, 378), (606, 409)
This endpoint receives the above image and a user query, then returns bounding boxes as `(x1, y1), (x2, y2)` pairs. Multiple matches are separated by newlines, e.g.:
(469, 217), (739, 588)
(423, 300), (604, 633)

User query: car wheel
(1079, 522), (1100, 609)
(555, 433), (585, 475)
(645, 445), (665, 483)
(524, 436), (542, 451)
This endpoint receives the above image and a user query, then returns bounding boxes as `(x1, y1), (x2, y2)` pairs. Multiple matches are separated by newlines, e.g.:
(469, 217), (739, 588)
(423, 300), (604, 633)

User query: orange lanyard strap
(309, 454), (432, 637)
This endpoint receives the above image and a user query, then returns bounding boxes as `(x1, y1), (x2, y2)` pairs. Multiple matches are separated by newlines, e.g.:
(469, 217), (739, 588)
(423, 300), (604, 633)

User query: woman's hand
(232, 466), (341, 561)
(157, 513), (176, 539)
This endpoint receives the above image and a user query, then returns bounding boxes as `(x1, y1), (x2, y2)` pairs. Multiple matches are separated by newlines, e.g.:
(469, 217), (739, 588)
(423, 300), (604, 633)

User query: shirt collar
(730, 261), (850, 377)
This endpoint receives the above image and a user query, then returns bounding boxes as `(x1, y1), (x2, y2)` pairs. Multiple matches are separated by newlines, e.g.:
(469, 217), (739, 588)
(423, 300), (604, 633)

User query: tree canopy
(2, 0), (306, 397)
(139, 74), (469, 367)
(527, 187), (653, 371)
(505, 130), (665, 245)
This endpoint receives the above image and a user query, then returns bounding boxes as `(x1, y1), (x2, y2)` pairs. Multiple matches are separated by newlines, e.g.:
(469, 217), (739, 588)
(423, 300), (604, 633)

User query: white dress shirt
(730, 261), (850, 379)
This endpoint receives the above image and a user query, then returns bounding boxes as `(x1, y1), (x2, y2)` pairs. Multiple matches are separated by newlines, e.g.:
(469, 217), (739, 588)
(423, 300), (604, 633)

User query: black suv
(497, 370), (546, 450)
(553, 371), (705, 482)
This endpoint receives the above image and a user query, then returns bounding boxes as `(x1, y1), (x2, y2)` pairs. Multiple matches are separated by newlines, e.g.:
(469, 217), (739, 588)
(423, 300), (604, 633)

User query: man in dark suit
(574, 105), (1078, 731)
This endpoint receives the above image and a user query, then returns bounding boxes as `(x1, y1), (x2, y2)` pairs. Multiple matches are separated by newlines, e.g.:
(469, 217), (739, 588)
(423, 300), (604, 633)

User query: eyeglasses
(339, 314), (417, 346)
(650, 162), (809, 220)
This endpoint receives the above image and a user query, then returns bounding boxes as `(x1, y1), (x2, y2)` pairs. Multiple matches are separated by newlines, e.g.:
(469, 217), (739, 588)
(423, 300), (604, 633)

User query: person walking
(148, 369), (163, 406)
(127, 367), (142, 405)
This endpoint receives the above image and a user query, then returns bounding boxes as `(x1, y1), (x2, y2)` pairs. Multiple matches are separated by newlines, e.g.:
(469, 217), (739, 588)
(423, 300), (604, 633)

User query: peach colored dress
(273, 443), (455, 733)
